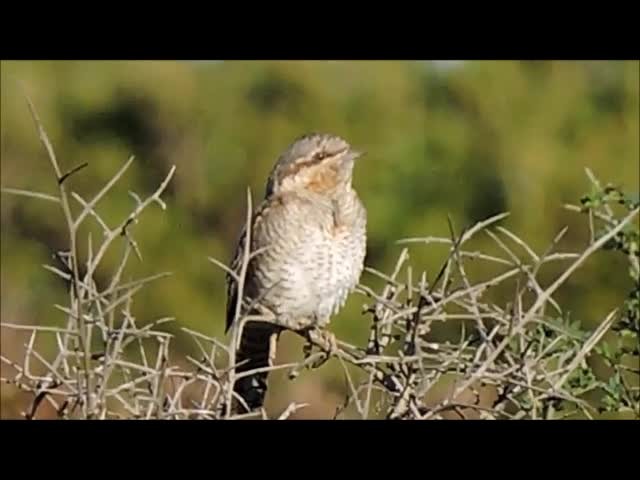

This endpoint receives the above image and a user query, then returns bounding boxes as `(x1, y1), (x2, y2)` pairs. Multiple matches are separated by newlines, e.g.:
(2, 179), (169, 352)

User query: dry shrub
(1, 98), (638, 420)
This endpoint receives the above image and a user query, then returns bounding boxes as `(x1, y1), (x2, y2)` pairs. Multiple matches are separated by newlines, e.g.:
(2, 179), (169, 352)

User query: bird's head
(265, 133), (362, 197)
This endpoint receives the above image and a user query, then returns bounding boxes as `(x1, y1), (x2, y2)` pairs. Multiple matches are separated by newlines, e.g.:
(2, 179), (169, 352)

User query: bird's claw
(321, 330), (338, 357)
(304, 328), (337, 368)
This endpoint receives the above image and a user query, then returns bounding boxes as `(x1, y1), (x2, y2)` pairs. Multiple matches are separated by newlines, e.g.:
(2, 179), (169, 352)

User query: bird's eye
(314, 151), (327, 161)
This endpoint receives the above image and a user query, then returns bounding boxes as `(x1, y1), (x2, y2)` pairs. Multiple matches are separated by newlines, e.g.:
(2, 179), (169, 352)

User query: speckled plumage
(226, 133), (367, 412)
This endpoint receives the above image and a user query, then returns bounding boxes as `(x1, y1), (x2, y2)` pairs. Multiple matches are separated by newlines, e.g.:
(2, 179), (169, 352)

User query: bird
(225, 132), (367, 414)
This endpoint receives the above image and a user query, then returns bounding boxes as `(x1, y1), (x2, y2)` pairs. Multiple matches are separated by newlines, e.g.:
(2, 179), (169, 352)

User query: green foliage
(579, 180), (640, 415)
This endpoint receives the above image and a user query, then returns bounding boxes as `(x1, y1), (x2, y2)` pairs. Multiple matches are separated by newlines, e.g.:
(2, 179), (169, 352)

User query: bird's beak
(350, 150), (365, 160)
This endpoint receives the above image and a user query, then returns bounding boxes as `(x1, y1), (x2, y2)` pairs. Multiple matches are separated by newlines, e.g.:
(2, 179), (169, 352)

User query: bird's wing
(225, 198), (270, 333)
(225, 225), (244, 333)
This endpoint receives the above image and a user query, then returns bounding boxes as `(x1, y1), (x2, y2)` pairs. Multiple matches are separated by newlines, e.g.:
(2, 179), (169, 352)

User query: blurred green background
(1, 60), (638, 418)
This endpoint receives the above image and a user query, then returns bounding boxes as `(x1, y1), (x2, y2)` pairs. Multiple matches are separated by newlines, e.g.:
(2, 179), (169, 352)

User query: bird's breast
(250, 190), (366, 329)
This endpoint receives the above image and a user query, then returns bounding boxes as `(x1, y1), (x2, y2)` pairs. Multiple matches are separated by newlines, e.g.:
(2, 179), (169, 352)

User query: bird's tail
(232, 321), (282, 414)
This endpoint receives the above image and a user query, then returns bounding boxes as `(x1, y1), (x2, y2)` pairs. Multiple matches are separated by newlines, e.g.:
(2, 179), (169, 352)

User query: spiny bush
(1, 98), (638, 420)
